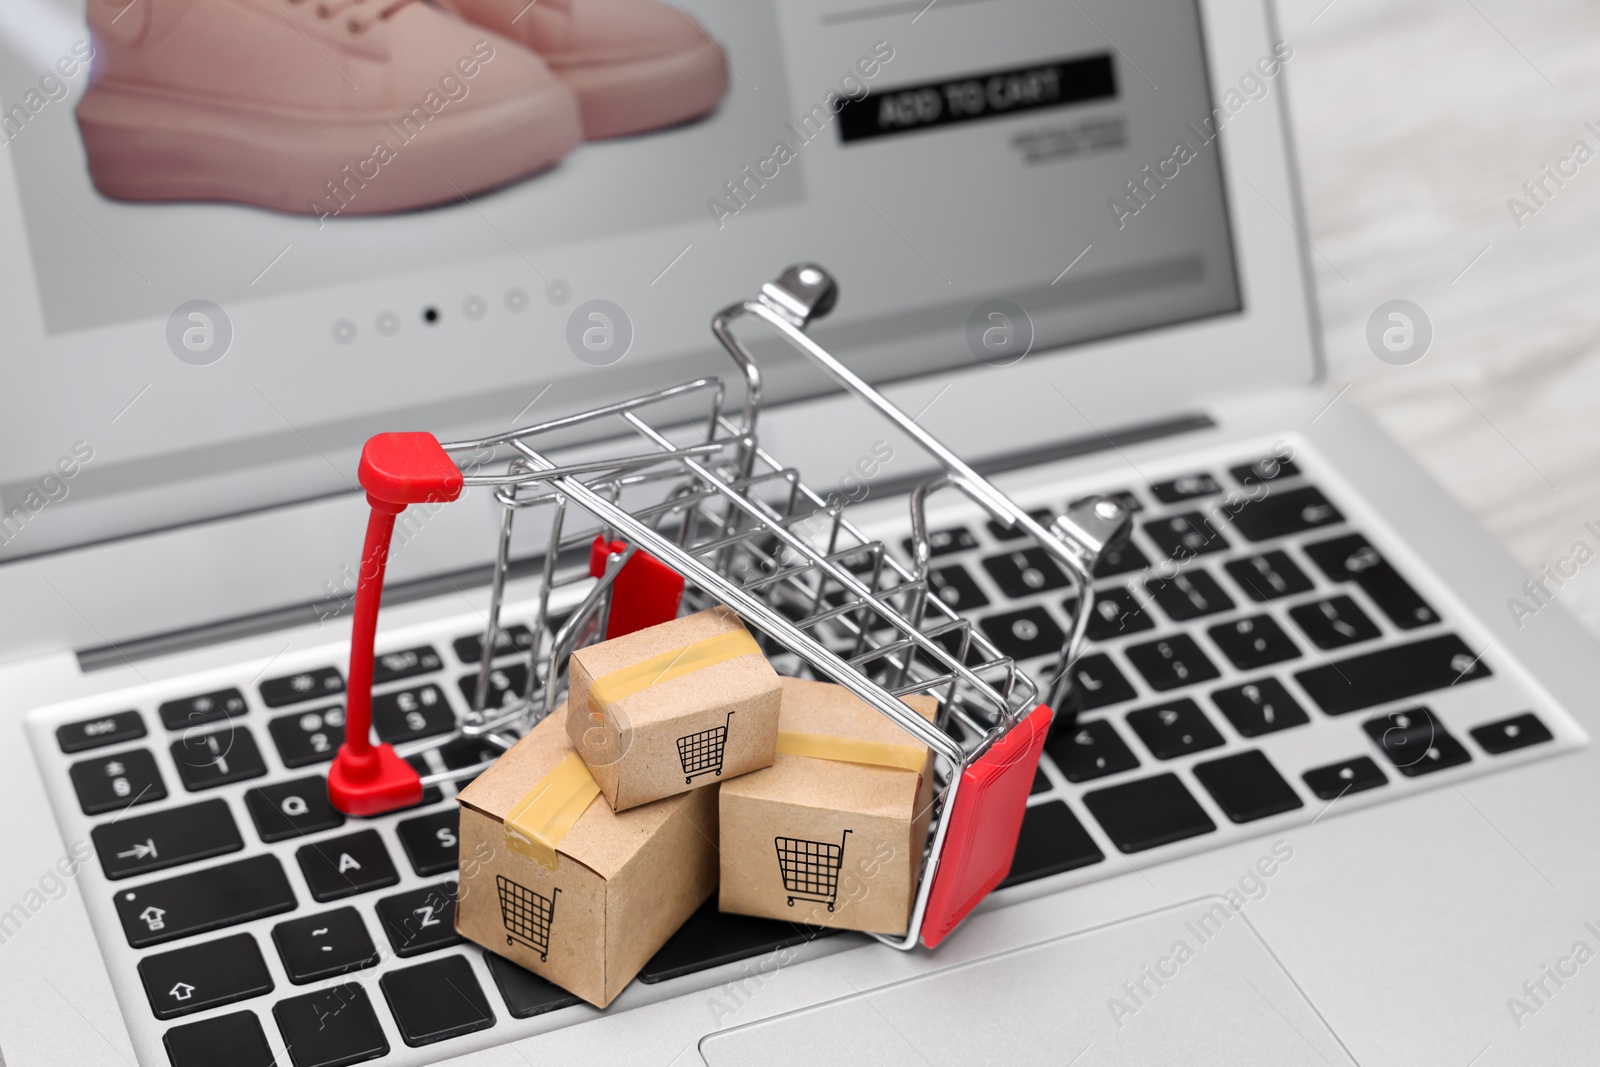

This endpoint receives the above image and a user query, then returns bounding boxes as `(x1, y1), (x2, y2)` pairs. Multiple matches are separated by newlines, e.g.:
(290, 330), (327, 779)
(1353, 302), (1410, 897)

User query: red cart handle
(329, 433), (462, 816)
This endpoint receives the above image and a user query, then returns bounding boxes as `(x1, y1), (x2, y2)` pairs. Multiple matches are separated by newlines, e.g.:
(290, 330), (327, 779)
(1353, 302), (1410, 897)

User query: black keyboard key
(1070, 489), (1144, 515)
(1305, 533), (1439, 629)
(158, 688), (247, 730)
(273, 908), (379, 984)
(980, 606), (1065, 660)
(1067, 653), (1138, 710)
(1064, 587), (1154, 641)
(904, 526), (978, 559)
(373, 644), (444, 685)
(981, 548), (1071, 598)
(1471, 712), (1554, 755)
(245, 776), (346, 843)
(1031, 767), (1050, 794)
(1142, 512), (1228, 560)
(114, 854), (296, 948)
(57, 710), (145, 753)
(70, 748), (166, 816)
(372, 683), (454, 744)
(1150, 473), (1221, 503)
(1295, 634), (1489, 715)
(1303, 756), (1388, 800)
(381, 955), (495, 1047)
(1000, 800), (1105, 887)
(1146, 569), (1235, 621)
(1229, 486), (1342, 542)
(171, 726), (267, 791)
(1289, 595), (1381, 650)
(164, 1011), (277, 1067)
(1207, 615), (1300, 670)
(1230, 457), (1300, 485)
(1363, 706), (1472, 776)
(1225, 551), (1314, 602)
(1126, 698), (1225, 759)
(1046, 718), (1140, 782)
(927, 564), (990, 612)
(986, 508), (1053, 542)
(1125, 635), (1219, 691)
(297, 830), (399, 902)
(1210, 679), (1308, 738)
(1192, 750), (1303, 823)
(138, 931), (273, 1019)
(273, 984), (389, 1067)
(259, 667), (345, 708)
(458, 662), (529, 711)
(453, 624), (535, 665)
(1093, 539), (1150, 579)
(485, 951), (584, 1017)
(1083, 773), (1217, 853)
(268, 705), (345, 768)
(440, 735), (506, 775)
(640, 893), (840, 983)
(397, 809), (461, 876)
(92, 798), (242, 880)
(375, 881), (463, 957)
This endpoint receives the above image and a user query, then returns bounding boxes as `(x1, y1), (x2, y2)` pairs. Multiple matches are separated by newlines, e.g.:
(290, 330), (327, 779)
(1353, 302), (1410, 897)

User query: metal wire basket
(330, 264), (1130, 950)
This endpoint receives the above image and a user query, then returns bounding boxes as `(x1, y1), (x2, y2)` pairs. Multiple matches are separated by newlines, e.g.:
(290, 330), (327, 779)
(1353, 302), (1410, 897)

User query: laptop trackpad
(699, 899), (1353, 1066)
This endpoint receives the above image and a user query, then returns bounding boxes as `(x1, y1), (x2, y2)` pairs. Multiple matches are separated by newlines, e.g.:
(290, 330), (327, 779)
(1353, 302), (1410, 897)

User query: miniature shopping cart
(677, 711), (735, 784)
(496, 876), (560, 961)
(776, 829), (852, 912)
(328, 264), (1132, 950)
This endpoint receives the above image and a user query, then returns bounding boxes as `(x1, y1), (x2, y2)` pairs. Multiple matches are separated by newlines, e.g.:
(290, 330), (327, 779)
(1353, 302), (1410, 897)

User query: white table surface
(1275, 0), (1600, 633)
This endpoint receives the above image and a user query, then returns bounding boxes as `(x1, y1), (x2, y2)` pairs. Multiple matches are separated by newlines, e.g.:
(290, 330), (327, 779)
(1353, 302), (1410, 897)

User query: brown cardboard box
(455, 703), (719, 1008)
(717, 677), (937, 936)
(567, 605), (781, 811)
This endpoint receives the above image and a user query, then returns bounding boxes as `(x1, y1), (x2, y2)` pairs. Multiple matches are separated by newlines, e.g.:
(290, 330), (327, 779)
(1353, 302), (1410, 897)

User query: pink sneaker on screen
(435, 0), (730, 140)
(76, 0), (583, 216)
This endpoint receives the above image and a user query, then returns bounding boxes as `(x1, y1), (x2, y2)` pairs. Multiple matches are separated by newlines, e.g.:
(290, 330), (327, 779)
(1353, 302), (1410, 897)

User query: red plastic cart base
(918, 703), (1053, 949)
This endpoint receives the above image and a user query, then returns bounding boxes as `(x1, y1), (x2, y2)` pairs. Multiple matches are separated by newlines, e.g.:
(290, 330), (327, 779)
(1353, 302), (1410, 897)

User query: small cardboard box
(718, 677), (937, 936)
(455, 703), (719, 1008)
(567, 605), (781, 811)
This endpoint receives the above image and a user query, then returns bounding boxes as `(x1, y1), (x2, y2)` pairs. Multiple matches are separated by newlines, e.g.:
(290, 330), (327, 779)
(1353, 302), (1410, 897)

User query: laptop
(2, 0), (1590, 1062)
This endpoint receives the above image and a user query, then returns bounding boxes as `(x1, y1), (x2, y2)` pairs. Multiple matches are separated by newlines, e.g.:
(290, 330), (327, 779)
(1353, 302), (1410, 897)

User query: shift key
(1293, 634), (1490, 716)
(114, 854), (295, 948)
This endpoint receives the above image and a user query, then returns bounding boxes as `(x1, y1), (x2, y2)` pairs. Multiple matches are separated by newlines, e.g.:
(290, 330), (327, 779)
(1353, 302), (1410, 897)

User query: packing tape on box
(504, 751), (602, 871)
(776, 730), (928, 774)
(588, 628), (762, 714)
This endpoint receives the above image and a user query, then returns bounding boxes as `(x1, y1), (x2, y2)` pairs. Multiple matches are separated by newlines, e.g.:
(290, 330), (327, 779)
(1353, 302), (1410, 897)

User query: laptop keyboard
(26, 445), (1582, 1065)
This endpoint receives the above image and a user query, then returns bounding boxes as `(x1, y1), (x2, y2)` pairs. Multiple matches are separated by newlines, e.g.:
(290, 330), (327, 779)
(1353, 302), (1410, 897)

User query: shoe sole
(555, 39), (729, 140)
(75, 83), (583, 216)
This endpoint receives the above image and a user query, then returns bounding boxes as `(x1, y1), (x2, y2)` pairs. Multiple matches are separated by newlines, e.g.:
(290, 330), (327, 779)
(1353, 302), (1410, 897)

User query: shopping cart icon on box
(496, 876), (560, 961)
(775, 829), (852, 912)
(677, 711), (735, 784)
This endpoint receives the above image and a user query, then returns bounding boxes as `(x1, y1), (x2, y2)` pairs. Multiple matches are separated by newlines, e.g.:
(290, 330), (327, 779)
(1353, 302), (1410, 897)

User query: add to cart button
(838, 53), (1117, 143)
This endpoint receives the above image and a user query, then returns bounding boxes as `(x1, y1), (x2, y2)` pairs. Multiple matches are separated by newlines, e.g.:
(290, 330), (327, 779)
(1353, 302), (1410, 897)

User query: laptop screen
(0, 0), (1245, 558)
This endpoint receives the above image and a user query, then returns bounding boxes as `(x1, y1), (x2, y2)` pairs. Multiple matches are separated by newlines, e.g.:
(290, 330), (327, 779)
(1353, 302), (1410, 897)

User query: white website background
(0, 0), (1242, 556)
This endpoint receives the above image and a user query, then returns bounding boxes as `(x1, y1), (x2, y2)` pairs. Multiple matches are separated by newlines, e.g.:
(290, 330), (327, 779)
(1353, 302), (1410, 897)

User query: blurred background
(1277, 0), (1600, 630)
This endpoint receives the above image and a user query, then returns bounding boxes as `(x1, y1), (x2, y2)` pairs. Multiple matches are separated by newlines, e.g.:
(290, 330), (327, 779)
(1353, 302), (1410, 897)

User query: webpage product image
(74, 0), (730, 215)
